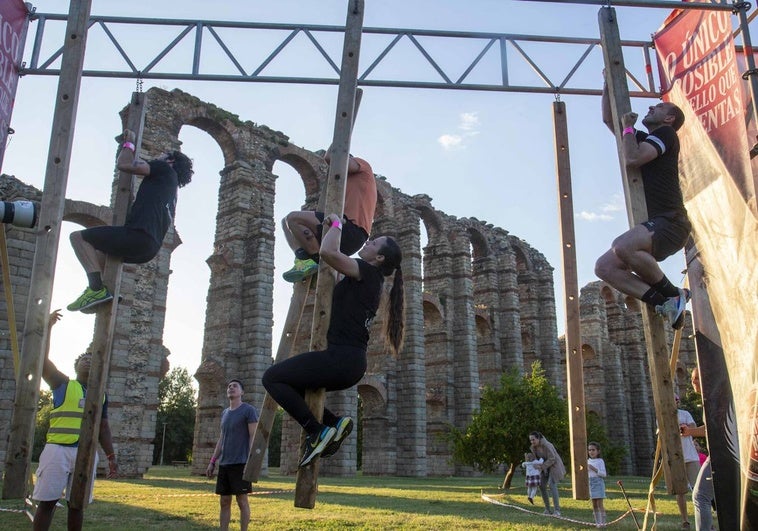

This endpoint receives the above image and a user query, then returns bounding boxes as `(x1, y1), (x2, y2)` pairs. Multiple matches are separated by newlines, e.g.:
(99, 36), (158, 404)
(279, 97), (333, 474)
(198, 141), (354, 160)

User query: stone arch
(358, 379), (394, 475)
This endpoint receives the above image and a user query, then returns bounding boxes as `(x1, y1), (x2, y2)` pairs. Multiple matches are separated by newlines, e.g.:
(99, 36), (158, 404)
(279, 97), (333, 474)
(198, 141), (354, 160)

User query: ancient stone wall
(0, 87), (696, 479)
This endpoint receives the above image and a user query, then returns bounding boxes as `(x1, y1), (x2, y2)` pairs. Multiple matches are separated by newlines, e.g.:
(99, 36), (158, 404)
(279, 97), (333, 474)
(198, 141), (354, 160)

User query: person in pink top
(282, 147), (377, 282)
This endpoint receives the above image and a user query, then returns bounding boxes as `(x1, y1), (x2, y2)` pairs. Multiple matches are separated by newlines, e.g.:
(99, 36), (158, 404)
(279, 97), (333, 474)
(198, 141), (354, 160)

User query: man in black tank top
(67, 128), (193, 313)
(596, 82), (692, 330)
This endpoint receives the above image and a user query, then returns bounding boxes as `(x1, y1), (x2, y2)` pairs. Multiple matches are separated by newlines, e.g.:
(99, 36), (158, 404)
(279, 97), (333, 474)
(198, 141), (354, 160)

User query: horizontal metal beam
(519, 0), (738, 11)
(19, 12), (669, 98)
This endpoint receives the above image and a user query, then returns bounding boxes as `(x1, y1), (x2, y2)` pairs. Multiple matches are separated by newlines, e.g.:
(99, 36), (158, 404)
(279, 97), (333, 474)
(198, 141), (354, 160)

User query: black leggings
(262, 344), (367, 434)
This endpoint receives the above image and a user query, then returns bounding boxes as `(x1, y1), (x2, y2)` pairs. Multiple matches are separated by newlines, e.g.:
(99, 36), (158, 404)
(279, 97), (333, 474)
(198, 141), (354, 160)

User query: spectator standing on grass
(529, 431), (566, 517)
(206, 380), (259, 531)
(33, 310), (118, 531)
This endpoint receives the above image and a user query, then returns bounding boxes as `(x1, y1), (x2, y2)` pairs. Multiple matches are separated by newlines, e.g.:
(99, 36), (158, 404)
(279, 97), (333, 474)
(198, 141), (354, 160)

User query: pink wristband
(122, 141), (136, 152)
(331, 219), (342, 229)
(210, 456), (217, 464)
(622, 127), (635, 136)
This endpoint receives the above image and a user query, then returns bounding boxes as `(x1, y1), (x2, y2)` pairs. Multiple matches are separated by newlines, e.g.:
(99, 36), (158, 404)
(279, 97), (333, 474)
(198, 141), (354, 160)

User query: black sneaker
(298, 426), (336, 468)
(321, 417), (354, 458)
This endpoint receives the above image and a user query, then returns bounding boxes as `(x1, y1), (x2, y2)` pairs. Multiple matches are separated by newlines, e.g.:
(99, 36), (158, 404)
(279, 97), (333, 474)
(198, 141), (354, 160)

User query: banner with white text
(655, 6), (758, 529)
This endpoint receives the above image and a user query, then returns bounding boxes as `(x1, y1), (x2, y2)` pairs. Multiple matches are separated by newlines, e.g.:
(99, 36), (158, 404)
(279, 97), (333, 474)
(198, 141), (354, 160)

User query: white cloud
(577, 194), (625, 222)
(577, 210), (613, 222)
(459, 112), (479, 131)
(437, 112), (480, 150)
(438, 134), (464, 150)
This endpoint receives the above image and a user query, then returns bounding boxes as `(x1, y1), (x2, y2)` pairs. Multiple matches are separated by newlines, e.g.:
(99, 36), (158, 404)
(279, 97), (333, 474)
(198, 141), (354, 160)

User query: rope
(97, 488), (293, 500)
(481, 492), (639, 527)
(0, 229), (20, 378)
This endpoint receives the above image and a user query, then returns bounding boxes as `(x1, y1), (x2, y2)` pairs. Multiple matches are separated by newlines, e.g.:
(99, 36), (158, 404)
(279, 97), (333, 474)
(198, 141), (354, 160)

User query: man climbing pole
(595, 80), (692, 329)
(67, 128), (193, 312)
(281, 148), (376, 283)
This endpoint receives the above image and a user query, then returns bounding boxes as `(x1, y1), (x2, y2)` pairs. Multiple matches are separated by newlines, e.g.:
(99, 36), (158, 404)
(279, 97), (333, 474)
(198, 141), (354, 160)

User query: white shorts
(32, 444), (98, 503)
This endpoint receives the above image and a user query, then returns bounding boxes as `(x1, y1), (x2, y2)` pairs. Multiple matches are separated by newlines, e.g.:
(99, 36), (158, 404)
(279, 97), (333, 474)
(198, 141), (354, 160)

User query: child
(588, 442), (607, 527)
(521, 452), (543, 505)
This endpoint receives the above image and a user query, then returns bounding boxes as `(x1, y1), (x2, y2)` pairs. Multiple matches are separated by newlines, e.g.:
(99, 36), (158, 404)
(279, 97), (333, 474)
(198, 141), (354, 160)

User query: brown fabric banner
(654, 5), (758, 528)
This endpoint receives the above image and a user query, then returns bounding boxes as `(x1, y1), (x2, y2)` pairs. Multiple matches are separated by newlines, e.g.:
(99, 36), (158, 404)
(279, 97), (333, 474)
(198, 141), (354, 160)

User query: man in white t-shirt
(675, 395), (699, 529)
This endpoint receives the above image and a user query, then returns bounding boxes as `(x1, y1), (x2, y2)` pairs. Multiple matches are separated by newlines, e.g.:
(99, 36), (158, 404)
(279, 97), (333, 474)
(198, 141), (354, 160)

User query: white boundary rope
(97, 488), (294, 500)
(481, 492), (639, 528)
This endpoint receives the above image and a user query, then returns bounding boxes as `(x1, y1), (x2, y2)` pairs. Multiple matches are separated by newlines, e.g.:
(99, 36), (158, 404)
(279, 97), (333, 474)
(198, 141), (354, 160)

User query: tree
(33, 390), (53, 461)
(153, 367), (197, 465)
(446, 361), (568, 489)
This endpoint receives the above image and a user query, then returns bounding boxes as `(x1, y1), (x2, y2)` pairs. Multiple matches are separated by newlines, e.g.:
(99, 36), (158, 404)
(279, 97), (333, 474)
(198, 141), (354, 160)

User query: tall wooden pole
(294, 0), (364, 509)
(553, 100), (589, 500)
(2, 0), (93, 500)
(598, 6), (687, 496)
(68, 92), (148, 509)
(243, 278), (313, 482)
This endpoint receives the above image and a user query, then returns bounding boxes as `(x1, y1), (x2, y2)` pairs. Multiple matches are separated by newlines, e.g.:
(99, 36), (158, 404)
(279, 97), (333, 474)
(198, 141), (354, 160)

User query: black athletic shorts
(314, 212), (369, 256)
(642, 211), (691, 261)
(81, 226), (161, 264)
(215, 463), (252, 496)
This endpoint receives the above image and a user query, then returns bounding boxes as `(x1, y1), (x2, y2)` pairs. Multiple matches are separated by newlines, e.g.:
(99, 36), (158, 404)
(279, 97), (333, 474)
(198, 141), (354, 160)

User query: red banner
(0, 0), (29, 172)
(655, 5), (758, 528)
(655, 7), (755, 207)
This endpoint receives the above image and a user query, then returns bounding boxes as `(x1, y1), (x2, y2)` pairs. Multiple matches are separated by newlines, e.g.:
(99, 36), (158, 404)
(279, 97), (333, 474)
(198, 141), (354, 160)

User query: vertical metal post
(2, 0), (93, 500)
(598, 6), (687, 497)
(160, 423), (167, 466)
(552, 100), (589, 500)
(294, 0), (364, 509)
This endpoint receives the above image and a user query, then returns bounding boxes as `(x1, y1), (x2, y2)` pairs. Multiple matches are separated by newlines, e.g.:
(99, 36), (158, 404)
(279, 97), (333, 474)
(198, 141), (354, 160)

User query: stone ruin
(0, 87), (696, 479)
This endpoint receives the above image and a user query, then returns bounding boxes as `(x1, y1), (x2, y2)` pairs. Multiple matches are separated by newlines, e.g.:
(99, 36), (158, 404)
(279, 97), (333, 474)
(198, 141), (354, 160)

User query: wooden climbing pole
(243, 277), (315, 482)
(294, 0), (365, 509)
(598, 6), (688, 498)
(68, 92), (148, 509)
(2, 0), (93, 500)
(552, 100), (589, 500)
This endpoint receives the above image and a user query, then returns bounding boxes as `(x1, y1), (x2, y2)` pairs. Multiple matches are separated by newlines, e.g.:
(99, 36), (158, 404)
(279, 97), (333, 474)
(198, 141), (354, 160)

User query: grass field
(0, 466), (701, 529)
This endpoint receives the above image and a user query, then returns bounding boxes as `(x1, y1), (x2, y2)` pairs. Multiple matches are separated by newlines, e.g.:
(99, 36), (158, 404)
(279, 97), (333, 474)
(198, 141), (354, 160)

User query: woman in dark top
(263, 212), (404, 467)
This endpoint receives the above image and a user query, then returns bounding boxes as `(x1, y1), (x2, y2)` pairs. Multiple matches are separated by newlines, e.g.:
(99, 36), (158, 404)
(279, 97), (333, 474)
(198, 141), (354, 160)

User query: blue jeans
(693, 457), (714, 531)
(539, 473), (560, 513)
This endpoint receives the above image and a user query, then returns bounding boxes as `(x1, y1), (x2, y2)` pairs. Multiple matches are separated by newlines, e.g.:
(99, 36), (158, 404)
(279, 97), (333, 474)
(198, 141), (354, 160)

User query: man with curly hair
(67, 128), (193, 312)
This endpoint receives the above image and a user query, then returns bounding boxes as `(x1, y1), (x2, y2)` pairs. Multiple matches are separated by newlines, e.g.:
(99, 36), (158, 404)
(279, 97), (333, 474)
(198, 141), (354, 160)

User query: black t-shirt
(637, 126), (686, 218)
(125, 160), (179, 244)
(327, 259), (384, 349)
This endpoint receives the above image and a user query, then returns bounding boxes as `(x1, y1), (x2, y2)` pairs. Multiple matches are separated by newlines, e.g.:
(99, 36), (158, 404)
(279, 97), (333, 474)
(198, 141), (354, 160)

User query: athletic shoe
(66, 287), (113, 312)
(528, 497), (534, 505)
(282, 258), (319, 283)
(321, 417), (354, 458)
(298, 426), (336, 468)
(80, 295), (123, 314)
(543, 510), (552, 515)
(655, 288), (690, 330)
(554, 510), (561, 516)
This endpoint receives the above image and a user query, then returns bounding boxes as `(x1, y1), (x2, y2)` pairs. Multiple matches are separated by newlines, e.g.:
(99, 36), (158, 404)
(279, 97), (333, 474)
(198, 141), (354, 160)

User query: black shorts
(81, 226), (161, 264)
(314, 212), (369, 256)
(215, 463), (252, 496)
(642, 212), (691, 261)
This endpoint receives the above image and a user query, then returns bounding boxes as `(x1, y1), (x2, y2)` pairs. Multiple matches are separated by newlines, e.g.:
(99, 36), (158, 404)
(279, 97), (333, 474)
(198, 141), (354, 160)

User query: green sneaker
(282, 258), (319, 283)
(67, 287), (113, 312)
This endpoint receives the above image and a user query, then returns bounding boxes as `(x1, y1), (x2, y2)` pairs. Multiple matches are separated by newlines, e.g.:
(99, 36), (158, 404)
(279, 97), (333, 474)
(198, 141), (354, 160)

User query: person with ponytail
(263, 212), (404, 468)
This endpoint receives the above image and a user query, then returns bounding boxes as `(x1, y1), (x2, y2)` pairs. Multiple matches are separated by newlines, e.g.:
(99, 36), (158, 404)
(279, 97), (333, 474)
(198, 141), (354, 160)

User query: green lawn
(0, 466), (698, 529)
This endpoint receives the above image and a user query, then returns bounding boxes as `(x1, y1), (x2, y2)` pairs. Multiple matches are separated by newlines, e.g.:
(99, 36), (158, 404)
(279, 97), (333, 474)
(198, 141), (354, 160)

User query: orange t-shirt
(343, 157), (377, 235)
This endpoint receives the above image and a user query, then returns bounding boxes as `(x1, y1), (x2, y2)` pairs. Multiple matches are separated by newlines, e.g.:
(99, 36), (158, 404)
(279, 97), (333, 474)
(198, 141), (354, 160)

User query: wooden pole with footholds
(294, 0), (365, 509)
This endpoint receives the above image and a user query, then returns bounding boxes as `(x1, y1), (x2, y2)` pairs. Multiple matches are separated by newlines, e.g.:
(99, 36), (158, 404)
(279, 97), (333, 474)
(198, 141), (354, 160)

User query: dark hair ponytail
(378, 237), (405, 355)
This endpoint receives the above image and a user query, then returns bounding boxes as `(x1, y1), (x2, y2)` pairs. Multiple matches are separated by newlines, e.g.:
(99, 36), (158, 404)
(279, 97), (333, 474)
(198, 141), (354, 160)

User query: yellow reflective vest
(46, 380), (99, 445)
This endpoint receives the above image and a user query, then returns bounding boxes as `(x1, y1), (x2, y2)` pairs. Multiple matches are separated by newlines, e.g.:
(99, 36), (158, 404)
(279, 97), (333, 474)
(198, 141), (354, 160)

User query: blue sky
(3, 0), (708, 384)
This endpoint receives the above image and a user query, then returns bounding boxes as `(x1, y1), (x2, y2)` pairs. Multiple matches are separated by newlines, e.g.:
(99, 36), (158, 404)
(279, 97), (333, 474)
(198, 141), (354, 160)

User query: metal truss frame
(23, 12), (662, 97)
